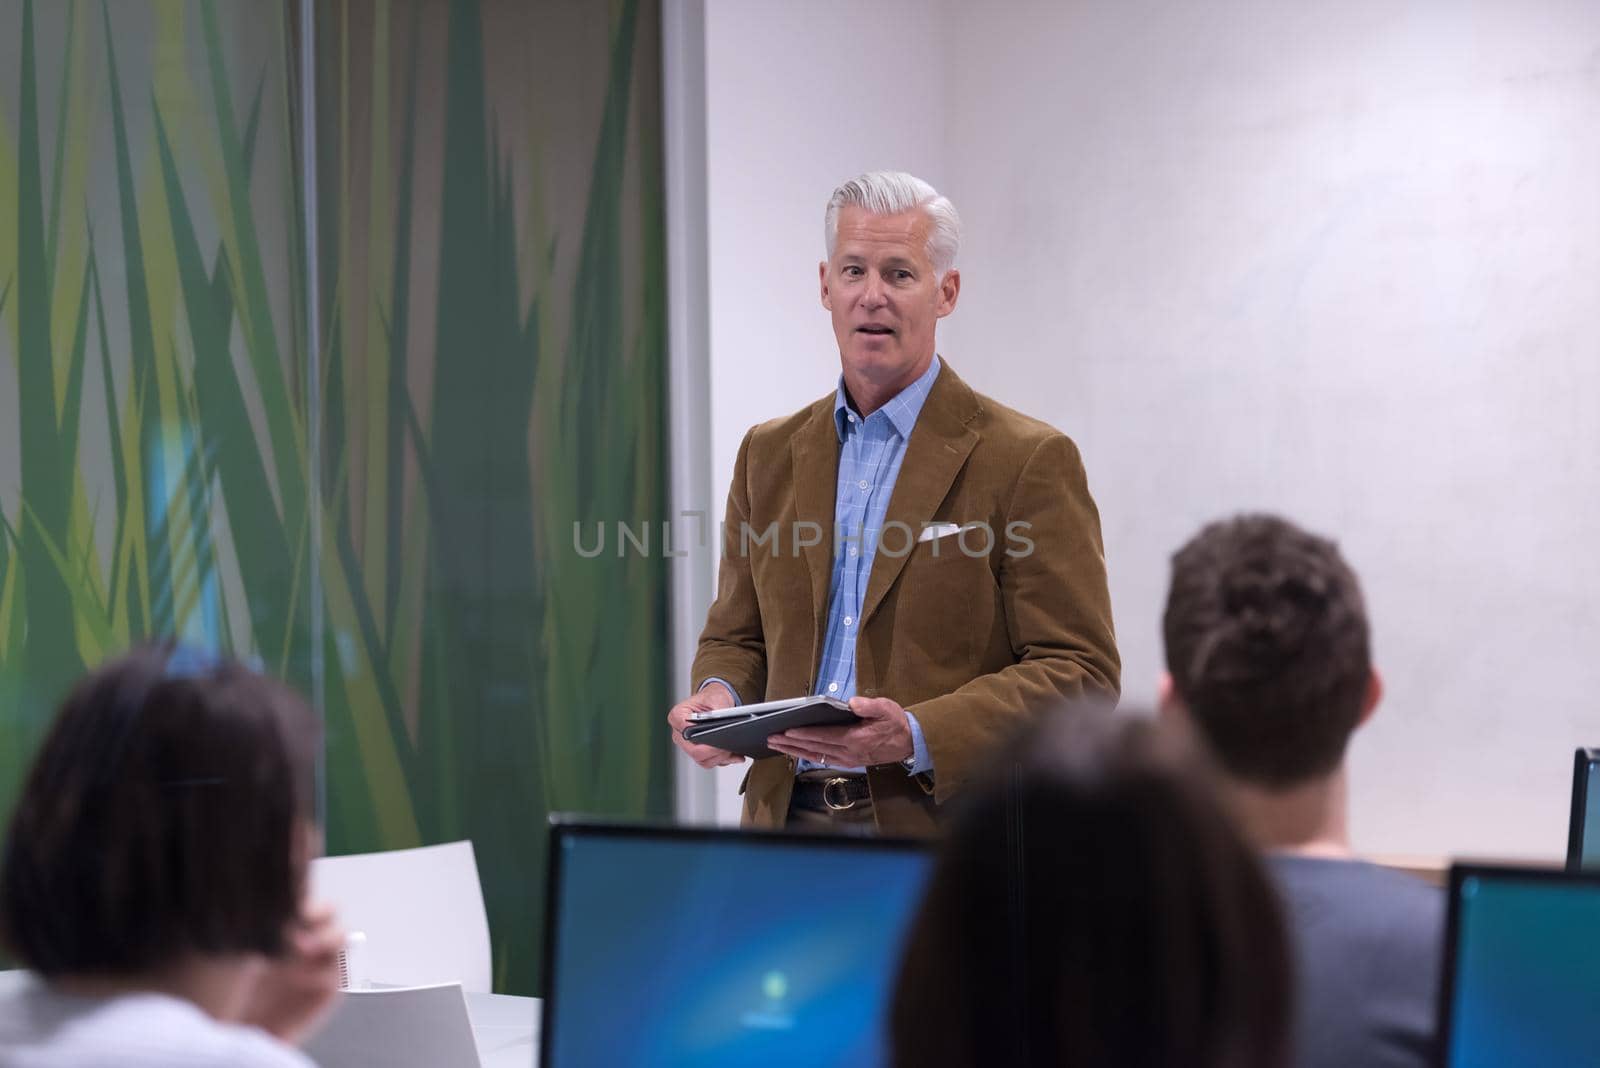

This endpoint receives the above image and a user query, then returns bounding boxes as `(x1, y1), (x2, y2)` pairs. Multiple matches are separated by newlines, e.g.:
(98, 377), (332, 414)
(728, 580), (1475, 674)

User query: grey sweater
(1269, 854), (1446, 1068)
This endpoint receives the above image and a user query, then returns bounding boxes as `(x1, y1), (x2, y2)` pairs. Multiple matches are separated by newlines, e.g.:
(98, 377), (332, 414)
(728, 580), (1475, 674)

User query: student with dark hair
(890, 712), (1292, 1068)
(0, 644), (342, 1066)
(1161, 514), (1444, 1068)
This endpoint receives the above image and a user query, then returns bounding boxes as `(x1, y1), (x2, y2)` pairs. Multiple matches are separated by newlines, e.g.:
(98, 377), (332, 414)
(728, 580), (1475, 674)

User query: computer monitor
(540, 821), (932, 1068)
(1436, 864), (1600, 1068)
(1567, 747), (1600, 871)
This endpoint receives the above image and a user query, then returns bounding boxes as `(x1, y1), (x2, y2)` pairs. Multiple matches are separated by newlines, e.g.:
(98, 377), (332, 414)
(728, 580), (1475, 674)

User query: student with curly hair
(1161, 515), (1444, 1068)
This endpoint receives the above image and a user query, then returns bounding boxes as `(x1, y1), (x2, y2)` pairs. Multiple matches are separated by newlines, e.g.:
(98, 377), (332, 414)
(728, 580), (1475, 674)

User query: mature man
(668, 171), (1120, 833)
(1160, 514), (1443, 1068)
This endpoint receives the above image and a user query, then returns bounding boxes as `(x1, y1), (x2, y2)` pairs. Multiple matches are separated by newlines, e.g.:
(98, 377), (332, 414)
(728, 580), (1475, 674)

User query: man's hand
(768, 696), (914, 767)
(238, 901), (345, 1045)
(667, 683), (747, 769)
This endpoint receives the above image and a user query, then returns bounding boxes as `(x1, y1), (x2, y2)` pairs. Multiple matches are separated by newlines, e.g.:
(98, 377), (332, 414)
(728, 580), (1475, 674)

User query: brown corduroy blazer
(690, 360), (1120, 835)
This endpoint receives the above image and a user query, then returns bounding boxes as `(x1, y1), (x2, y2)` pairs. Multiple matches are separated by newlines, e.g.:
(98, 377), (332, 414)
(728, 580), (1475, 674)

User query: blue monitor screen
(545, 830), (931, 1068)
(1444, 872), (1600, 1067)
(1582, 762), (1600, 870)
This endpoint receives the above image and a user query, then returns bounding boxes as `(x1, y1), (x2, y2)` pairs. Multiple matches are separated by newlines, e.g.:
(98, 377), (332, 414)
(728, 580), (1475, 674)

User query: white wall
(695, 0), (1600, 856)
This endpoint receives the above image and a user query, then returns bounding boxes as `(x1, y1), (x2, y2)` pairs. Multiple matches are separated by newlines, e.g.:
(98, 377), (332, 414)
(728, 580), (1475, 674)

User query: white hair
(824, 171), (961, 276)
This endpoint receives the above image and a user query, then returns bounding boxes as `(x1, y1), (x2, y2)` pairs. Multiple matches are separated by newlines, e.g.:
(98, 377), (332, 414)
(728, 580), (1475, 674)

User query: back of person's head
(0, 642), (318, 977)
(890, 712), (1291, 1068)
(1163, 514), (1372, 788)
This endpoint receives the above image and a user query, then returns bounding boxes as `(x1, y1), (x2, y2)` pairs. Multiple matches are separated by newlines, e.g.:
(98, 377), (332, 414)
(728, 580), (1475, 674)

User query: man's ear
(819, 261), (832, 310)
(1355, 667), (1383, 730)
(935, 268), (961, 318)
(1157, 672), (1186, 724)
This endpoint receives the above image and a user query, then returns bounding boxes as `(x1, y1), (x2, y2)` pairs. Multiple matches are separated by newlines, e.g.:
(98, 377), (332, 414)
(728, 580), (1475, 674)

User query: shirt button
(827, 682), (839, 693)
(847, 413), (857, 424)
(858, 480), (869, 491)
(843, 615), (854, 627)
(848, 547), (858, 557)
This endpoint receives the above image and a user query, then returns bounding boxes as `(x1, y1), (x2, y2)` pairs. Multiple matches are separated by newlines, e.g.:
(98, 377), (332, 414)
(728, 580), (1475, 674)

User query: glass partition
(0, 0), (671, 995)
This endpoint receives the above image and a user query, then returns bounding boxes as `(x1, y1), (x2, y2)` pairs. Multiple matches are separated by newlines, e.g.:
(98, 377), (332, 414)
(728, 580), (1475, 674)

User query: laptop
(540, 821), (932, 1067)
(1567, 747), (1600, 871)
(1435, 864), (1600, 1067)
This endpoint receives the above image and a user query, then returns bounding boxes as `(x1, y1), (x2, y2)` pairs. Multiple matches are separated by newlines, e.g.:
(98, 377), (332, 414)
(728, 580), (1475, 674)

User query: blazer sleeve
(689, 426), (769, 703)
(909, 432), (1120, 800)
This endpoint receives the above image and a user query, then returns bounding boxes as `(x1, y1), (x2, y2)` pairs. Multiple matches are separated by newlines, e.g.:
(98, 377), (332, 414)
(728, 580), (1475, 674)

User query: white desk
(466, 991), (540, 1068)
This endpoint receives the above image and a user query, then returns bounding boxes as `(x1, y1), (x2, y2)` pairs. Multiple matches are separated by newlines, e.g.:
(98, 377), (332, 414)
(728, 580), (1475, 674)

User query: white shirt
(0, 978), (312, 1068)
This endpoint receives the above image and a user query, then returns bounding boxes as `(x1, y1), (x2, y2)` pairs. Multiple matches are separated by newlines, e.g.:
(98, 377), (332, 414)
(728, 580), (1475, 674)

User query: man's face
(820, 206), (960, 396)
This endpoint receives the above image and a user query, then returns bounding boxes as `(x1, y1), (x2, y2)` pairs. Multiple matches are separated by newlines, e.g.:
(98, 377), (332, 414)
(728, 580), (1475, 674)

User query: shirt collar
(833, 354), (943, 443)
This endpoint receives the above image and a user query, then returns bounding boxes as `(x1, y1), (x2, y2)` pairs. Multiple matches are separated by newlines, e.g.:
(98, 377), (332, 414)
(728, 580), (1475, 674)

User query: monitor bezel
(1434, 861), (1600, 1068)
(1566, 747), (1600, 871)
(538, 816), (932, 1068)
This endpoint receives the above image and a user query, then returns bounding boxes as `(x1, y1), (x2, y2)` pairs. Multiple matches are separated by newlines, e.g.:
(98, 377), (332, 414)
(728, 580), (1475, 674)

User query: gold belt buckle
(822, 776), (857, 811)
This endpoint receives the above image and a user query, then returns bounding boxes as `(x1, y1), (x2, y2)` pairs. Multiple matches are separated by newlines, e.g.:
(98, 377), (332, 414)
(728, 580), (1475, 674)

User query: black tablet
(681, 697), (859, 758)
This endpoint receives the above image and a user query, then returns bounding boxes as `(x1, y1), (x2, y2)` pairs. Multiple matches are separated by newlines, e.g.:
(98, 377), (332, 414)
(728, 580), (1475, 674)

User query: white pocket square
(918, 522), (974, 543)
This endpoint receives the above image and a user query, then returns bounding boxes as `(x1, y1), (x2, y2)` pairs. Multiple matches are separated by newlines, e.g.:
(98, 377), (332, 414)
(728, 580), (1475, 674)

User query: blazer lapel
(860, 363), (981, 627)
(790, 402), (841, 650)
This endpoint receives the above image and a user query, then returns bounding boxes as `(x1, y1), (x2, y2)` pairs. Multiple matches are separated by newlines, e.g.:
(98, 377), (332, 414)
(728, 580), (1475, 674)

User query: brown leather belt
(792, 774), (872, 812)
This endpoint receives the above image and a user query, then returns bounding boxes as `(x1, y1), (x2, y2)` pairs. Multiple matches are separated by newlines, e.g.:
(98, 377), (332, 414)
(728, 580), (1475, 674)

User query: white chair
(303, 982), (480, 1068)
(310, 840), (491, 992)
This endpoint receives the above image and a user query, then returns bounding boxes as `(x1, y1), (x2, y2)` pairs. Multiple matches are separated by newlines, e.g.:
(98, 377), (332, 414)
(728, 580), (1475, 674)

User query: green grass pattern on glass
(1, 0), (671, 993)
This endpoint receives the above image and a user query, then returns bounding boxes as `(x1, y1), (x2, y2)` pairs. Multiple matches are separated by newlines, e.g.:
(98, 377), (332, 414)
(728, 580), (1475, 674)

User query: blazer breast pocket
(895, 534), (1001, 661)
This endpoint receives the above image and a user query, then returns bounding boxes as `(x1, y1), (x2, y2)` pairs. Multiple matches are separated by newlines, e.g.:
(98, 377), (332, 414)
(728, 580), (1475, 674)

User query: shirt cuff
(903, 710), (933, 775)
(699, 678), (741, 706)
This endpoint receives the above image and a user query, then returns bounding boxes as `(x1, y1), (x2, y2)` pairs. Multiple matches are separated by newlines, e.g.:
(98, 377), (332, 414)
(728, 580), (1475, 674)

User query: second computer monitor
(1567, 747), (1600, 871)
(1436, 864), (1600, 1068)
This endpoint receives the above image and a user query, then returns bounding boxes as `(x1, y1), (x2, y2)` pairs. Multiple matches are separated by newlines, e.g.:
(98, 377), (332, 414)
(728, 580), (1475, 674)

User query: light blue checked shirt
(804, 355), (942, 774)
(706, 356), (941, 774)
